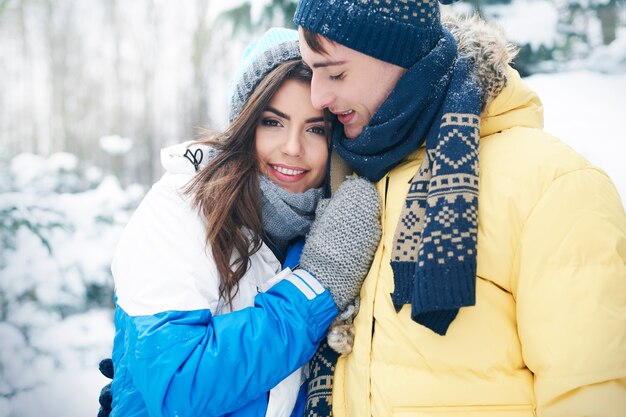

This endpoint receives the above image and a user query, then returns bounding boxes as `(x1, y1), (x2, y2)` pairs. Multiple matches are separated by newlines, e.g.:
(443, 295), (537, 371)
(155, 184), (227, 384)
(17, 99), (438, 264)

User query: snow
(0, 311), (114, 417)
(582, 32), (626, 74)
(99, 135), (134, 156)
(1, 3), (625, 413)
(524, 71), (626, 200)
(1, 69), (624, 417)
(1, 154), (142, 416)
(485, 0), (560, 50)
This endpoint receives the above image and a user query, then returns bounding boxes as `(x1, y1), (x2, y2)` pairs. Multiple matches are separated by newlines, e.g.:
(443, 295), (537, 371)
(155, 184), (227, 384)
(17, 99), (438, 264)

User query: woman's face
(255, 79), (329, 193)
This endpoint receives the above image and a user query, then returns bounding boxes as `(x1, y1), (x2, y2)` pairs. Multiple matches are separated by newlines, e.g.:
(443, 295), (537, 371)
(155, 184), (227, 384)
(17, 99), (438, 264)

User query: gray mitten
(299, 176), (381, 313)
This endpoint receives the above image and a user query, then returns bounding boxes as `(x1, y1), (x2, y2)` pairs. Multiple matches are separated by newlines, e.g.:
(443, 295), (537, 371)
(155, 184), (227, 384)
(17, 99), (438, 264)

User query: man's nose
(310, 74), (335, 110)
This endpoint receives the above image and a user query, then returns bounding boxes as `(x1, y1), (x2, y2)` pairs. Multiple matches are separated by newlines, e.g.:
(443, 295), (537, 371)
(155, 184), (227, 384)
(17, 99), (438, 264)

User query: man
(294, 1), (626, 416)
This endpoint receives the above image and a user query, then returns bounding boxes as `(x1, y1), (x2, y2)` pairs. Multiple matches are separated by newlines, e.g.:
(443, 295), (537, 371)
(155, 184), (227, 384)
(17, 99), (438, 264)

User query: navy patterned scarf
(334, 29), (481, 335)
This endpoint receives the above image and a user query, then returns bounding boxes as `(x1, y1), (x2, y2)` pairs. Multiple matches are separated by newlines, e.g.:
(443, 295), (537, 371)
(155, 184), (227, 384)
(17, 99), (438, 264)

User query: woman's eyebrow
(266, 107), (289, 119)
(266, 107), (324, 124)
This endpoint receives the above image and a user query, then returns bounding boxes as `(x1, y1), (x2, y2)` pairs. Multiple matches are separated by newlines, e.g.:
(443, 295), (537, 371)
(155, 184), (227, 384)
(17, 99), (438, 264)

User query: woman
(106, 28), (380, 417)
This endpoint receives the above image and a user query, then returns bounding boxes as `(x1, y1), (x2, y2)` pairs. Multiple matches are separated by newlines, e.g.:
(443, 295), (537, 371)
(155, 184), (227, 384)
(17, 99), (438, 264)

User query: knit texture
(299, 177), (381, 312)
(228, 28), (301, 122)
(176, 142), (323, 254)
(303, 340), (339, 417)
(259, 175), (324, 252)
(300, 177), (381, 417)
(294, 0), (445, 68)
(332, 29), (481, 335)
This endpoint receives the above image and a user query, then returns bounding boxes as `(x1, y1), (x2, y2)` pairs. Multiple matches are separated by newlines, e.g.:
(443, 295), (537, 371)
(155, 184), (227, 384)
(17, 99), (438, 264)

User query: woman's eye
(261, 118), (281, 127)
(308, 126), (326, 135)
(329, 72), (345, 81)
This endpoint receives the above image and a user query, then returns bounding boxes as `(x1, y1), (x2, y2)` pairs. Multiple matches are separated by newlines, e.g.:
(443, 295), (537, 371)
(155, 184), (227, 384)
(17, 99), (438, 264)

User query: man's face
(298, 28), (406, 139)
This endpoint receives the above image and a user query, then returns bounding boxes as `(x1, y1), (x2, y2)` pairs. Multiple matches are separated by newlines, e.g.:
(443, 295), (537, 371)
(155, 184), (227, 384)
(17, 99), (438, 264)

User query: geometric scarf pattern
(304, 27), (482, 417)
(302, 340), (339, 417)
(390, 112), (479, 335)
(333, 29), (481, 335)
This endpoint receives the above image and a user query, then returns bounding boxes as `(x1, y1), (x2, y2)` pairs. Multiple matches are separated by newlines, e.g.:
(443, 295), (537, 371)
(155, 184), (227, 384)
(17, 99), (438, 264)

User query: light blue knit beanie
(228, 28), (301, 123)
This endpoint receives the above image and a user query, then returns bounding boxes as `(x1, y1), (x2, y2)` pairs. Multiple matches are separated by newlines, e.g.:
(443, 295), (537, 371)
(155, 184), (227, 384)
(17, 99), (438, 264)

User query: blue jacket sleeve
(124, 274), (337, 417)
(283, 238), (305, 270)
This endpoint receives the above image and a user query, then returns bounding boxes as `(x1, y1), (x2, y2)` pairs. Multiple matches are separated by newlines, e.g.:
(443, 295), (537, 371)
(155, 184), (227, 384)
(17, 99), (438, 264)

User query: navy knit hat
(228, 28), (301, 123)
(294, 0), (449, 68)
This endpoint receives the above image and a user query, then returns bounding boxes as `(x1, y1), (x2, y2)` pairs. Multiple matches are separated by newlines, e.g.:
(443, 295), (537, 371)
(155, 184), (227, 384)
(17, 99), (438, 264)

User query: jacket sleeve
(514, 167), (626, 416)
(123, 273), (337, 417)
(112, 173), (337, 417)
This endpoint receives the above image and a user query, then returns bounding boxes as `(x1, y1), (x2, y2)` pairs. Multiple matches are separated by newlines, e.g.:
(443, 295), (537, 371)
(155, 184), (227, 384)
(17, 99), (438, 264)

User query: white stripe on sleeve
(285, 275), (316, 300)
(292, 269), (325, 295)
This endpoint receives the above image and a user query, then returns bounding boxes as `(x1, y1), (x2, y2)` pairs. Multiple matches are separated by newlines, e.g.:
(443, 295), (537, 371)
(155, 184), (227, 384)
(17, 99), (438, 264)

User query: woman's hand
(299, 176), (381, 314)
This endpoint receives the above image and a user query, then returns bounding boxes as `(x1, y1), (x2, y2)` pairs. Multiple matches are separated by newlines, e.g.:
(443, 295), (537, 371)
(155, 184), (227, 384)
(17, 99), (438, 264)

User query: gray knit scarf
(259, 175), (323, 251)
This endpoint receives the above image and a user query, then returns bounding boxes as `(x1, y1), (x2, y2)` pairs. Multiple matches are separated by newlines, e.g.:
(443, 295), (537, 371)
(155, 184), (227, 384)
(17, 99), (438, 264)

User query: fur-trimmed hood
(442, 10), (518, 111)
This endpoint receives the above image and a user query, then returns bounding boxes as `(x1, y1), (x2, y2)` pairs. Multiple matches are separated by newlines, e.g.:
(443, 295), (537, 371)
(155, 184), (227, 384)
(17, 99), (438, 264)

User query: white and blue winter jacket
(109, 143), (338, 417)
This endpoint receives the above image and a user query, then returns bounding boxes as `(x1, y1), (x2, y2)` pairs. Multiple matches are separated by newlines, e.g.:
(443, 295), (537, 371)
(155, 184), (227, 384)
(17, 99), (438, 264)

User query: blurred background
(0, 0), (624, 416)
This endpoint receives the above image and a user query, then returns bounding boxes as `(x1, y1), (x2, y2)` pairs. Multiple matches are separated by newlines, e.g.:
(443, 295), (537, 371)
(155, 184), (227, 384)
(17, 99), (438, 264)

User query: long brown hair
(186, 59), (330, 307)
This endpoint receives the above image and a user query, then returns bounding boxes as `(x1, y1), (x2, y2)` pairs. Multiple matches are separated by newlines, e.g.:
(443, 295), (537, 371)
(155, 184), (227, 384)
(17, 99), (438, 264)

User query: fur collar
(442, 10), (518, 111)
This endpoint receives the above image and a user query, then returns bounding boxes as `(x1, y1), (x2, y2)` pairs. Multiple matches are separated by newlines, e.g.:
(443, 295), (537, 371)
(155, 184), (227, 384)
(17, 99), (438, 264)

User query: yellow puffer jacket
(331, 69), (626, 417)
